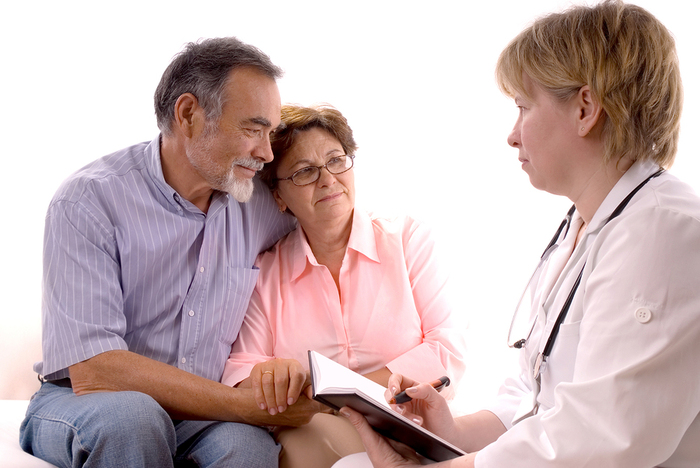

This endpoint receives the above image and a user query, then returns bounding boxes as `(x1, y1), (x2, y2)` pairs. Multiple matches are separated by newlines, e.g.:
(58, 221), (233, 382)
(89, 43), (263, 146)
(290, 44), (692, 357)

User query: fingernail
(259, 403), (266, 410)
(288, 398), (294, 406)
(396, 405), (406, 414)
(278, 406), (285, 413)
(268, 407), (277, 415)
(406, 386), (418, 394)
(339, 408), (350, 418)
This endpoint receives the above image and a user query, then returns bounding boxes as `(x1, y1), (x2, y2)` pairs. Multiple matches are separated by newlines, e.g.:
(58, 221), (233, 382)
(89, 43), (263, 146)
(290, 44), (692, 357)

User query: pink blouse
(222, 210), (465, 399)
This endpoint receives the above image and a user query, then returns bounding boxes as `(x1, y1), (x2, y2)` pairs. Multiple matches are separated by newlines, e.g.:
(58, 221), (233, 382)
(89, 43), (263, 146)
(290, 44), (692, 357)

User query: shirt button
(634, 307), (652, 323)
(181, 357), (187, 364)
(200, 267), (205, 273)
(188, 310), (195, 317)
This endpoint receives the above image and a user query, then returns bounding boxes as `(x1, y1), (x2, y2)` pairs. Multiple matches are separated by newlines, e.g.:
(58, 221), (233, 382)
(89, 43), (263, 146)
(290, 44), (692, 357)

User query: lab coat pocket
(538, 320), (581, 408)
(218, 266), (260, 346)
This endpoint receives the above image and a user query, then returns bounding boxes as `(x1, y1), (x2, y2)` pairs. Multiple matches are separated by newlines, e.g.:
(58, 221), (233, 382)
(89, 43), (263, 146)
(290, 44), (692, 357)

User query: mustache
(235, 159), (264, 172)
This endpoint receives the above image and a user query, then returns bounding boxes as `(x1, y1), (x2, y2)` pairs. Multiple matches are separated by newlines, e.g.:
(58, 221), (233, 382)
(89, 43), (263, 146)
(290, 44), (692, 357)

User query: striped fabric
(36, 136), (294, 381)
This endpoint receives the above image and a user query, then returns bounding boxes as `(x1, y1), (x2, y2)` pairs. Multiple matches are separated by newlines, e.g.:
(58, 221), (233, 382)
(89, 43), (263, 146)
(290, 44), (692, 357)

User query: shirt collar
(144, 134), (187, 212)
(290, 209), (380, 282)
(587, 159), (662, 234)
(145, 134), (229, 215)
(347, 209), (380, 262)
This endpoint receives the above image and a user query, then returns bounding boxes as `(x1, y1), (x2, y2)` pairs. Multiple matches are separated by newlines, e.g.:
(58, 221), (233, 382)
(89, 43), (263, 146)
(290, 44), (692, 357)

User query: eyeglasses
(277, 155), (354, 186)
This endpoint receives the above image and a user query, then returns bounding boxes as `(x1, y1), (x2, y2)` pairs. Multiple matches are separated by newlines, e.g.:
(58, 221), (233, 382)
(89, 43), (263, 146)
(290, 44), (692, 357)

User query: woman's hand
(249, 358), (309, 415)
(386, 374), (458, 444)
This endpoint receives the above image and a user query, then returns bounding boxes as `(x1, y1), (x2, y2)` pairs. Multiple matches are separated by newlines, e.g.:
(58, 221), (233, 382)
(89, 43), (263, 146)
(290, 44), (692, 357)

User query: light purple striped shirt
(36, 136), (295, 381)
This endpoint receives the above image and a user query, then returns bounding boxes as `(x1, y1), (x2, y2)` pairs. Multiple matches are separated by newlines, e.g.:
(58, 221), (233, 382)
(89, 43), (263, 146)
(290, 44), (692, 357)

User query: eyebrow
(246, 117), (273, 128)
(290, 150), (343, 168)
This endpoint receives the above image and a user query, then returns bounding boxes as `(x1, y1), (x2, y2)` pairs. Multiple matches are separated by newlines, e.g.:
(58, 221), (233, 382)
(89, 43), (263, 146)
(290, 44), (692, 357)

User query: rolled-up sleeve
(384, 220), (466, 399)
(41, 197), (128, 379)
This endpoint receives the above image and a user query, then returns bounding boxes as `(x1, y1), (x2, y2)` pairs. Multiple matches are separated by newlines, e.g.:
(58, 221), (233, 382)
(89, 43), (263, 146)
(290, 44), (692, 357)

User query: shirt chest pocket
(217, 266), (260, 346)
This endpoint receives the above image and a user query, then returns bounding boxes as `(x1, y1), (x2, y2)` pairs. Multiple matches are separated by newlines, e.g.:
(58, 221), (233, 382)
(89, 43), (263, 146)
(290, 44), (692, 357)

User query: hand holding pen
(389, 376), (450, 404)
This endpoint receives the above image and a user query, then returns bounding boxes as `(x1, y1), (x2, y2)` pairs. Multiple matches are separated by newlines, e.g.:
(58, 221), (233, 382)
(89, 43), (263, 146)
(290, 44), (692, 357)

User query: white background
(1, 1), (698, 407)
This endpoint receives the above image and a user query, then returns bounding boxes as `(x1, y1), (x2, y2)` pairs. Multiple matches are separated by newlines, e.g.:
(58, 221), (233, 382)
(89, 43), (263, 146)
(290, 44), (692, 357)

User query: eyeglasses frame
(276, 154), (355, 186)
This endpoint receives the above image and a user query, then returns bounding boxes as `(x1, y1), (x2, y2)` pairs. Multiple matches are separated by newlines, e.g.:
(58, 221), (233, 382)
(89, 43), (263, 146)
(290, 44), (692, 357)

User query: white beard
(222, 169), (255, 203)
(186, 124), (261, 203)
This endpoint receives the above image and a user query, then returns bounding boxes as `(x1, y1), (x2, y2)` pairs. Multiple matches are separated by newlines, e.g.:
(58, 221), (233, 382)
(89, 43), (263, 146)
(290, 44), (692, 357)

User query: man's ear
(577, 85), (604, 137)
(173, 93), (204, 139)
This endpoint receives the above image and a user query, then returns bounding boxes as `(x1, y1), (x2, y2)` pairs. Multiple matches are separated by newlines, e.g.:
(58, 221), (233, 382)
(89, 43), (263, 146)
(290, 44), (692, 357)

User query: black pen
(389, 376), (450, 404)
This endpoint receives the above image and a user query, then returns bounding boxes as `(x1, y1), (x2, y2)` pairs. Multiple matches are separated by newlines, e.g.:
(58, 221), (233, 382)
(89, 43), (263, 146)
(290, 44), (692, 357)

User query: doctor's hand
(386, 374), (458, 443)
(339, 406), (423, 468)
(248, 358), (309, 415)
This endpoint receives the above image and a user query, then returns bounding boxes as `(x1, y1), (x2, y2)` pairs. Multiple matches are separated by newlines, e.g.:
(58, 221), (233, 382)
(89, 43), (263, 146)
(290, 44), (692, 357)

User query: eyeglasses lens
(291, 155), (354, 186)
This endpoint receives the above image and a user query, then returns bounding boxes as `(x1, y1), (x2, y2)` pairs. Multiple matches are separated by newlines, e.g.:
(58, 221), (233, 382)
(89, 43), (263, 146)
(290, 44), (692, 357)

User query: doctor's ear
(576, 86), (604, 137)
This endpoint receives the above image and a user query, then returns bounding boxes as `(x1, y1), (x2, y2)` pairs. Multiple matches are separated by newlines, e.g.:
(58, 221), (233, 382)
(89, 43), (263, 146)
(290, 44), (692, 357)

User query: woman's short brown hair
(261, 104), (358, 189)
(495, 0), (683, 167)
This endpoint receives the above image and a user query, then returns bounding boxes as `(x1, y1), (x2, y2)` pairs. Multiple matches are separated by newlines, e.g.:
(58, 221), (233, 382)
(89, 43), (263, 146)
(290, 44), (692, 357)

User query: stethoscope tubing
(520, 169), (665, 379)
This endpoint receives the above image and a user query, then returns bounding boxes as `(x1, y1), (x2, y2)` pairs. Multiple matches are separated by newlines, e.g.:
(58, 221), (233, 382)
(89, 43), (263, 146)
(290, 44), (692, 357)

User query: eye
(244, 128), (263, 137)
(292, 166), (318, 184)
(327, 156), (344, 166)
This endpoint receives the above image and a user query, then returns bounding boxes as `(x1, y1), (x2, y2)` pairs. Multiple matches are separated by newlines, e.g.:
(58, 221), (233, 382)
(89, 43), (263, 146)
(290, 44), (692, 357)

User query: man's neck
(160, 135), (215, 213)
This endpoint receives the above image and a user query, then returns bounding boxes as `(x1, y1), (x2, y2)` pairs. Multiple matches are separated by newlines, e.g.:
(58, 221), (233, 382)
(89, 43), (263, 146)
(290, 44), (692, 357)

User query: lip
(233, 164), (258, 179)
(316, 192), (344, 203)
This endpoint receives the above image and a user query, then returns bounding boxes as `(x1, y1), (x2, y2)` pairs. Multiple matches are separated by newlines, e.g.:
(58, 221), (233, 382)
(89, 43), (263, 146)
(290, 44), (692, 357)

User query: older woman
(222, 104), (465, 467)
(340, 1), (700, 467)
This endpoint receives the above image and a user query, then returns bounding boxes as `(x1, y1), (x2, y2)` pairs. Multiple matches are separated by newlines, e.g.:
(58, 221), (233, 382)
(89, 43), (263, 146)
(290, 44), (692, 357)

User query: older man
(20, 37), (320, 467)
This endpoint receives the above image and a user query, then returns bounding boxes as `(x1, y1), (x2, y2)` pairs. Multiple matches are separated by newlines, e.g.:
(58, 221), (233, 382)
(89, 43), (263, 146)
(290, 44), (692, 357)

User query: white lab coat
(478, 160), (700, 467)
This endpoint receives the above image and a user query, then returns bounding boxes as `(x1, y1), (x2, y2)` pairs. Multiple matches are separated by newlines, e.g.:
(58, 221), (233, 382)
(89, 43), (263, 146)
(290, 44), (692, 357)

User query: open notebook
(308, 350), (466, 462)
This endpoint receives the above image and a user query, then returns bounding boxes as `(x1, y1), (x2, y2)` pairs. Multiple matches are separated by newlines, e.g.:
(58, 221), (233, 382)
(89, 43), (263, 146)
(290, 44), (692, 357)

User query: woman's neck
(301, 211), (354, 289)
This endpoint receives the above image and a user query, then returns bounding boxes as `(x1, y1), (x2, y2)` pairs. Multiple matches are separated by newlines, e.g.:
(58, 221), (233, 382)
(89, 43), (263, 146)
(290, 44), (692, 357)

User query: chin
(226, 178), (255, 203)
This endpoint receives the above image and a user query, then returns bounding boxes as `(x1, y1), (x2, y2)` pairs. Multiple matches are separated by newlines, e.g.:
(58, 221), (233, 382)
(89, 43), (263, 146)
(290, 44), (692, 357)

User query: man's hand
(69, 350), (322, 426)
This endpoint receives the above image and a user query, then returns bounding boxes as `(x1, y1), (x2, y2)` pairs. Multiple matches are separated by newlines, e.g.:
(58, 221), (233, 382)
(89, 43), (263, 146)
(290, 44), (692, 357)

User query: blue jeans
(20, 382), (281, 467)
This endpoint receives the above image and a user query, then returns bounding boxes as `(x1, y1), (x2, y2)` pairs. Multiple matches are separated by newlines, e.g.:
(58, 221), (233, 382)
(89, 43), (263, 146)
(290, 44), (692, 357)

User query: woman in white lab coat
(338, 1), (700, 466)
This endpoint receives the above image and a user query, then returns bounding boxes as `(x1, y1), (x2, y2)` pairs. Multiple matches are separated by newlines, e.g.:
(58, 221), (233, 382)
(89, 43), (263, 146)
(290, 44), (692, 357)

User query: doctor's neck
(571, 157), (633, 225)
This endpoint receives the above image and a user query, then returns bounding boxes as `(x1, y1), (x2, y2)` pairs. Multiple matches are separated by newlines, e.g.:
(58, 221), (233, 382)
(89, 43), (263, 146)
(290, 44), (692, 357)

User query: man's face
(186, 67), (282, 202)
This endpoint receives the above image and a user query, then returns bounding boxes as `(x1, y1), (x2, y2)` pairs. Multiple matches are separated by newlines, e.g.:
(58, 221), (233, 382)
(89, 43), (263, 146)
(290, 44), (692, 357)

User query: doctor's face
(507, 74), (580, 196)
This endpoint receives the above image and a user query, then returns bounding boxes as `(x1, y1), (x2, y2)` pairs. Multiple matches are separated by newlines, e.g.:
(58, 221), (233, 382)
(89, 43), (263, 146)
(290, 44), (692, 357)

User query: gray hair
(154, 37), (283, 136)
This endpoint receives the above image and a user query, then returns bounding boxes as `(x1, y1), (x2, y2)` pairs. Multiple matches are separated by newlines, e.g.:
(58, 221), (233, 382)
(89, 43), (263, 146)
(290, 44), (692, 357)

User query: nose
(316, 166), (337, 187)
(507, 124), (520, 148)
(252, 138), (274, 163)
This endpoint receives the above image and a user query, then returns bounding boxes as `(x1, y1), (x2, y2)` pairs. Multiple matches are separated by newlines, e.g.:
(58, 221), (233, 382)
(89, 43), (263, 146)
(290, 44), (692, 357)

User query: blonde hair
(496, 0), (682, 167)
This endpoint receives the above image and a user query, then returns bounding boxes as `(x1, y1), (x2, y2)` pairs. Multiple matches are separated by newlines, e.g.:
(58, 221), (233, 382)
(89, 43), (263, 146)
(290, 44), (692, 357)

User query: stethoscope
(507, 168), (664, 380)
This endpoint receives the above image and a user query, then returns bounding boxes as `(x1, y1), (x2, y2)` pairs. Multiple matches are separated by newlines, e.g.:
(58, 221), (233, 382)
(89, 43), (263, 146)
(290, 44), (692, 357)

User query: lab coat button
(634, 307), (652, 323)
